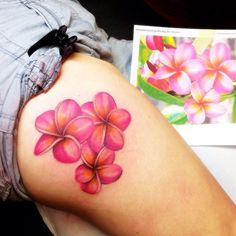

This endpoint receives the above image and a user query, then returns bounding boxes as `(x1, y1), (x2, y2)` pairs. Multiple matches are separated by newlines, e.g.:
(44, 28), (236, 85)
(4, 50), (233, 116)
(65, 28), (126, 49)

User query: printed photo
(131, 25), (236, 145)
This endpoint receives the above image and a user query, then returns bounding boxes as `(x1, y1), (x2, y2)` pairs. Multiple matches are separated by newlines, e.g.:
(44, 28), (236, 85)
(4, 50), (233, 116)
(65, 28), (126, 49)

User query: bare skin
(17, 53), (236, 235)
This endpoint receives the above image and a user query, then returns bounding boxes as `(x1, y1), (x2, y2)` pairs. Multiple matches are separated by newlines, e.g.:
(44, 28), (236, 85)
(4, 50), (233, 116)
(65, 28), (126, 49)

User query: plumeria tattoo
(34, 92), (131, 194)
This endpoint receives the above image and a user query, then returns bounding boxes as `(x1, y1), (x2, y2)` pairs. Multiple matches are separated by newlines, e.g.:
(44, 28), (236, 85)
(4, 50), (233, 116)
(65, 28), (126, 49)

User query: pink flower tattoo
(34, 92), (131, 194)
(34, 99), (94, 163)
(75, 144), (122, 194)
(82, 92), (131, 152)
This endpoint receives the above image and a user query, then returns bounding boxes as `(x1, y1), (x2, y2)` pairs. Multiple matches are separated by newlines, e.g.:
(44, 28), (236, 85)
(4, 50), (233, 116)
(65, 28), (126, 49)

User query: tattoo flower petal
(34, 134), (62, 155)
(53, 138), (82, 163)
(34, 99), (94, 163)
(55, 99), (82, 133)
(80, 176), (101, 194)
(35, 110), (58, 135)
(94, 92), (117, 119)
(82, 92), (131, 152)
(75, 145), (122, 194)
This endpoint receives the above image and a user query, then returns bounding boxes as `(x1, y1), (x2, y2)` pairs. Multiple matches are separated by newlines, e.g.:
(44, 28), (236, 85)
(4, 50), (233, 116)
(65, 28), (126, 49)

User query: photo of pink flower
(137, 34), (236, 125)
(82, 92), (131, 152)
(184, 82), (226, 124)
(199, 42), (236, 94)
(75, 144), (122, 194)
(34, 99), (94, 163)
(154, 43), (205, 95)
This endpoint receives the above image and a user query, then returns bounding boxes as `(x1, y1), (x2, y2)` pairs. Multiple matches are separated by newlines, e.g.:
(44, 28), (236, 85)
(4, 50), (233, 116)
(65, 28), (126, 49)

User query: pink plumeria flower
(199, 42), (236, 94)
(82, 92), (131, 152)
(184, 82), (225, 124)
(34, 99), (94, 163)
(75, 144), (122, 194)
(154, 43), (205, 95)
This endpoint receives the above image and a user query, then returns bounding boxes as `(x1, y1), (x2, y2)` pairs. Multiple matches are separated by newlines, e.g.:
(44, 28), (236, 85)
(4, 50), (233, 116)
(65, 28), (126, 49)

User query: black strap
(28, 25), (77, 58)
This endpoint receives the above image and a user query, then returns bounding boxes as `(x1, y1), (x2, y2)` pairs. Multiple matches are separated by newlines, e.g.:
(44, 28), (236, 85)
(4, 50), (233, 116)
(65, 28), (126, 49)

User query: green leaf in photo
(138, 41), (153, 66)
(137, 75), (185, 106)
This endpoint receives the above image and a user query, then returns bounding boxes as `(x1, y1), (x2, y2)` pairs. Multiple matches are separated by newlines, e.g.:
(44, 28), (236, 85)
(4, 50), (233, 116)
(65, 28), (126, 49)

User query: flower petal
(147, 78), (171, 92)
(75, 164), (95, 183)
(65, 117), (94, 143)
(34, 134), (61, 155)
(88, 124), (106, 153)
(153, 65), (175, 80)
(174, 43), (197, 67)
(204, 103), (226, 118)
(210, 42), (231, 68)
(187, 107), (205, 124)
(220, 60), (236, 80)
(159, 49), (175, 68)
(96, 147), (115, 166)
(97, 164), (122, 184)
(35, 110), (58, 135)
(149, 51), (160, 65)
(214, 72), (234, 94)
(169, 72), (191, 95)
(184, 99), (201, 115)
(146, 35), (164, 51)
(94, 92), (117, 120)
(53, 138), (81, 163)
(81, 102), (100, 123)
(201, 49), (211, 66)
(105, 125), (124, 151)
(199, 70), (216, 92)
(141, 62), (154, 78)
(80, 175), (101, 194)
(55, 99), (82, 133)
(181, 59), (205, 81)
(107, 109), (131, 131)
(190, 82), (204, 102)
(202, 89), (220, 103)
(81, 143), (96, 167)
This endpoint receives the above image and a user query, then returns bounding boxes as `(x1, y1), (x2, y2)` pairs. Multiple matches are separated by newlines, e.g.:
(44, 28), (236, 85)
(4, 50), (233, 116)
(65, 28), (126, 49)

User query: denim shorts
(0, 0), (132, 201)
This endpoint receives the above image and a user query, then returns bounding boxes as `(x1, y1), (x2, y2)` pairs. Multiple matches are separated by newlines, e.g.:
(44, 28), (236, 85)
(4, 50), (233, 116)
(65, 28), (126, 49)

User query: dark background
(1, 0), (235, 235)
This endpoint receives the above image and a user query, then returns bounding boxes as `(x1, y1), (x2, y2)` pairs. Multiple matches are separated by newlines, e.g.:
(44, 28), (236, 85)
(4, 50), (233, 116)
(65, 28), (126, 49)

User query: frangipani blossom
(75, 144), (122, 194)
(199, 42), (236, 94)
(82, 92), (131, 152)
(34, 99), (94, 163)
(155, 43), (205, 95)
(184, 82), (225, 124)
